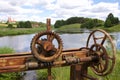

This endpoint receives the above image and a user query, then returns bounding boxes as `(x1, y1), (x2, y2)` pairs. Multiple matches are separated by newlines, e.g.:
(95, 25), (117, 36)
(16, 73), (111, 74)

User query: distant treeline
(8, 21), (46, 28)
(54, 13), (119, 29)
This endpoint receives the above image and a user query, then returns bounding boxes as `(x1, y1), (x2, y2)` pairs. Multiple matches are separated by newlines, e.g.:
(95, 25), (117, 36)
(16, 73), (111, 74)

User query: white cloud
(0, 0), (120, 24)
(50, 1), (120, 22)
(57, 0), (93, 9)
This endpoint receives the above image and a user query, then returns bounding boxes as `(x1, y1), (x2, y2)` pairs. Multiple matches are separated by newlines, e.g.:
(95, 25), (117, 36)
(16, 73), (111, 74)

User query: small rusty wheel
(86, 29), (116, 76)
(90, 44), (108, 75)
(31, 31), (63, 62)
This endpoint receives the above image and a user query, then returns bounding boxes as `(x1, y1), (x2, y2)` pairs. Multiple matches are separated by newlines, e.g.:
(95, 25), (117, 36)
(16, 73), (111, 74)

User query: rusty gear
(90, 44), (108, 76)
(30, 31), (63, 62)
(87, 29), (116, 76)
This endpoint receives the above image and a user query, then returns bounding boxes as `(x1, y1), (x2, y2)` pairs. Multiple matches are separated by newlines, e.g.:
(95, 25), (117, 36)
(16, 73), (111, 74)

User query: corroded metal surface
(30, 31), (63, 62)
(86, 29), (116, 76)
(0, 52), (32, 73)
(0, 19), (116, 80)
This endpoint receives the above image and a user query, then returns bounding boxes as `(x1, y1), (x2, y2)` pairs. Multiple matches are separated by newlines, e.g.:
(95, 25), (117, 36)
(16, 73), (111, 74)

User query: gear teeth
(30, 31), (63, 62)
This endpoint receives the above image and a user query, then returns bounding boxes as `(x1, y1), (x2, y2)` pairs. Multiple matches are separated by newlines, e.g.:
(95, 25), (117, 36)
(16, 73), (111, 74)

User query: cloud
(50, 1), (120, 22)
(0, 1), (18, 14)
(56, 0), (93, 9)
(0, 0), (120, 24)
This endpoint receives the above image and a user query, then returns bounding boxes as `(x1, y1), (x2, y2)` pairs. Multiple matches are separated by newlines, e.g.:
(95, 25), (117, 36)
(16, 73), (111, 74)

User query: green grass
(106, 24), (120, 32)
(0, 27), (46, 37)
(55, 23), (81, 33)
(0, 23), (47, 36)
(55, 23), (120, 33)
(0, 23), (8, 27)
(37, 67), (70, 80)
(0, 47), (15, 54)
(92, 24), (120, 32)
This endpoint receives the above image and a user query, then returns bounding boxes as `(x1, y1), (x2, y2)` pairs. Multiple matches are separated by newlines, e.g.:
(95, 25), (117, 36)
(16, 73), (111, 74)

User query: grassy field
(36, 51), (120, 80)
(92, 24), (120, 32)
(0, 23), (47, 36)
(106, 24), (120, 32)
(55, 23), (81, 33)
(55, 23), (120, 33)
(0, 27), (46, 36)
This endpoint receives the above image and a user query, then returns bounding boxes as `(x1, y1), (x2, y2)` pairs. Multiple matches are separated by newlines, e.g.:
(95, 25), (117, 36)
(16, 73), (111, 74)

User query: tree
(104, 13), (119, 27)
(24, 21), (32, 28)
(81, 19), (103, 29)
(8, 24), (13, 28)
(17, 21), (25, 28)
(104, 19), (112, 28)
(54, 20), (65, 28)
(17, 21), (32, 28)
(114, 17), (119, 25)
(65, 17), (86, 24)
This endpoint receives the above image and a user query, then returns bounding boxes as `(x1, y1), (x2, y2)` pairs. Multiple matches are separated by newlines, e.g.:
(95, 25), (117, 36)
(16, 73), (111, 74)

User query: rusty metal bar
(0, 55), (97, 73)
(25, 56), (97, 70)
(0, 52), (31, 57)
(46, 18), (51, 31)
(48, 67), (52, 80)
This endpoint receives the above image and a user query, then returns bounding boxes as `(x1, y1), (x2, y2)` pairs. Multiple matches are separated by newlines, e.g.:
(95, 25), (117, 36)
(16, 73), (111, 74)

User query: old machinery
(31, 31), (63, 62)
(0, 19), (116, 80)
(87, 29), (116, 76)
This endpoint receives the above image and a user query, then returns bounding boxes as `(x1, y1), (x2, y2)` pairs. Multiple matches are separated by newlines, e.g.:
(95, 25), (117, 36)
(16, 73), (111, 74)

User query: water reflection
(0, 34), (34, 52)
(111, 32), (120, 50)
(0, 32), (120, 52)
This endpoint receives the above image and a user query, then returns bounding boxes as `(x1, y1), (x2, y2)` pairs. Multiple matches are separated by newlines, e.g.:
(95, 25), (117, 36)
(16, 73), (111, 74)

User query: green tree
(17, 21), (32, 28)
(66, 17), (79, 24)
(114, 17), (119, 25)
(24, 21), (32, 28)
(104, 13), (119, 27)
(104, 19), (112, 27)
(54, 20), (65, 28)
(81, 19), (103, 29)
(17, 21), (24, 28)
(8, 24), (13, 28)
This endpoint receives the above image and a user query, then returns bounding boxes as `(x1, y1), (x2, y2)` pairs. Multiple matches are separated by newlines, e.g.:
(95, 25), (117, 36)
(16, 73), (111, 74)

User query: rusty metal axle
(0, 49), (97, 73)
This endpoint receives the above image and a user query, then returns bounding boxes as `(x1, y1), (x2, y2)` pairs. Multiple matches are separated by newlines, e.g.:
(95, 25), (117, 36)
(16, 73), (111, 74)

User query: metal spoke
(36, 40), (42, 44)
(93, 33), (97, 45)
(101, 35), (107, 45)
(107, 56), (114, 60)
(49, 34), (55, 42)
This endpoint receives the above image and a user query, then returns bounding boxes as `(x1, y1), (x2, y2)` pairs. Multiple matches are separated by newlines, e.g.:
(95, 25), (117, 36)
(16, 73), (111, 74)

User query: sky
(0, 0), (120, 24)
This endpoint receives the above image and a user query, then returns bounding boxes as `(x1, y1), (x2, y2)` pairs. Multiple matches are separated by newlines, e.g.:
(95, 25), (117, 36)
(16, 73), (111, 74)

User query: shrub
(8, 24), (13, 28)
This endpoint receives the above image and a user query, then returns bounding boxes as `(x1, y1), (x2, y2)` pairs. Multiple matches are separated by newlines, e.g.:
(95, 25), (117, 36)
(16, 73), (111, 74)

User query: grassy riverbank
(55, 24), (120, 33)
(55, 23), (81, 33)
(0, 47), (22, 80)
(0, 27), (46, 37)
(0, 23), (120, 37)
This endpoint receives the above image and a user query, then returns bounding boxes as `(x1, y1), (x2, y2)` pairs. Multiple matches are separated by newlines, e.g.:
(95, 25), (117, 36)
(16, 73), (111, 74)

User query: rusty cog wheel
(31, 31), (63, 62)
(90, 44), (109, 76)
(86, 29), (116, 76)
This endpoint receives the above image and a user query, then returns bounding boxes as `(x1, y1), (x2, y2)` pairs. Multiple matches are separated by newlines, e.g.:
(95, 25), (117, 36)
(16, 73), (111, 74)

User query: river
(0, 32), (120, 80)
(0, 32), (120, 52)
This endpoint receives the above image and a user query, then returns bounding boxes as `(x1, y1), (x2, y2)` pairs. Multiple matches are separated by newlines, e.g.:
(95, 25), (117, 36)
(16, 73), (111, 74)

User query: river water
(0, 32), (120, 80)
(0, 32), (120, 52)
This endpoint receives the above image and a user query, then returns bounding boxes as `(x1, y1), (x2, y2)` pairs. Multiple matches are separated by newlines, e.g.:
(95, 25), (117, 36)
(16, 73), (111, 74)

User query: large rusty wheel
(31, 31), (63, 62)
(86, 29), (116, 76)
